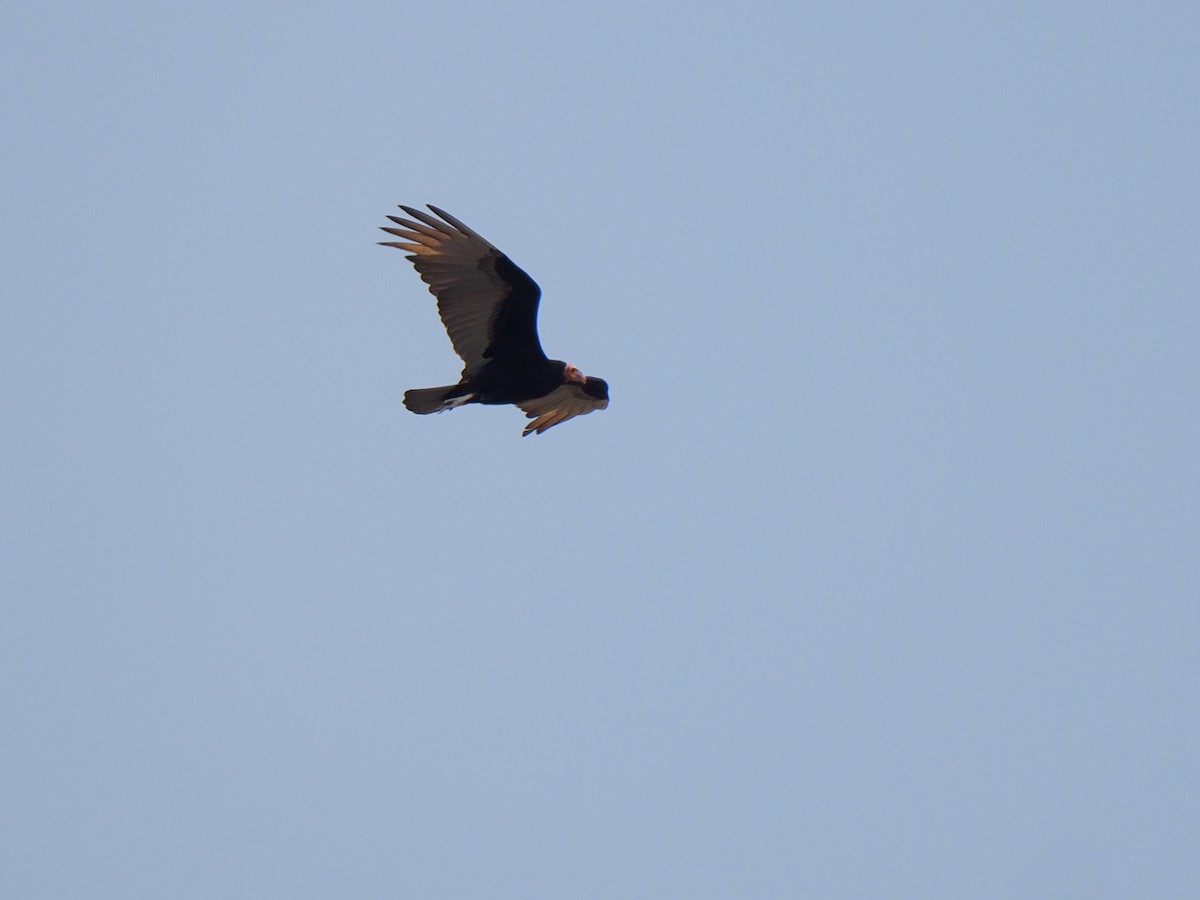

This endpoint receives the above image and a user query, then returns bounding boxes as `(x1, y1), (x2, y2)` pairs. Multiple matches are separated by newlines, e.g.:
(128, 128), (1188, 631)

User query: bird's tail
(403, 385), (475, 415)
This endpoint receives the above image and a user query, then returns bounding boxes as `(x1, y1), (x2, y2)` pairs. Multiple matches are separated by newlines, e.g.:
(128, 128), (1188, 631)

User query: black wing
(380, 205), (546, 376)
(515, 380), (609, 436)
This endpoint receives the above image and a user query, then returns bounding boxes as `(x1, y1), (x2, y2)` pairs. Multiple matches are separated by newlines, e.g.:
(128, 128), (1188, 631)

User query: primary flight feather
(380, 205), (609, 436)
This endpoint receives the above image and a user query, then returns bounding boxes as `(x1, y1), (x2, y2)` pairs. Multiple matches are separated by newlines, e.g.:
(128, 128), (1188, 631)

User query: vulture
(380, 205), (609, 436)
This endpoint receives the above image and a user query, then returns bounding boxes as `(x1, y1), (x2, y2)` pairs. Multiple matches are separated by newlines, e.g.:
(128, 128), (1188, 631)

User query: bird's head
(560, 361), (608, 406)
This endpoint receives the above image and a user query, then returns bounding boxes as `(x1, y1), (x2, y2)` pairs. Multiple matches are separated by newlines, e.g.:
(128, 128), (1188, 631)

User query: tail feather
(403, 385), (474, 415)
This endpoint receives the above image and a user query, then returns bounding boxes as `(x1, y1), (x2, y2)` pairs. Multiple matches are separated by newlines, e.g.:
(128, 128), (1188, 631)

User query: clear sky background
(3, 2), (1198, 898)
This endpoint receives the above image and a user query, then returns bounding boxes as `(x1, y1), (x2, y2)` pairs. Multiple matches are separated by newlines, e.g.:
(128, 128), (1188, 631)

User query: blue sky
(3, 2), (1198, 897)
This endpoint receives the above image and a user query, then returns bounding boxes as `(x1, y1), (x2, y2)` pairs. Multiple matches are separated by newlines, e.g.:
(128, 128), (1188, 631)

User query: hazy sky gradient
(3, 2), (1198, 897)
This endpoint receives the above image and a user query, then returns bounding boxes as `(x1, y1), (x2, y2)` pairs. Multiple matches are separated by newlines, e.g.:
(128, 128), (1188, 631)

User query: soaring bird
(380, 205), (609, 436)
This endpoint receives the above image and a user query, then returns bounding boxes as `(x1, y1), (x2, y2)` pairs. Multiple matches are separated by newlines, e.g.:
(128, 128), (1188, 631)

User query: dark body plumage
(380, 205), (609, 436)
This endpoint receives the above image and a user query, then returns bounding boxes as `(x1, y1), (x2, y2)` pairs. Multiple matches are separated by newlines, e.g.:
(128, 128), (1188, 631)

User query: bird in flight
(380, 205), (609, 436)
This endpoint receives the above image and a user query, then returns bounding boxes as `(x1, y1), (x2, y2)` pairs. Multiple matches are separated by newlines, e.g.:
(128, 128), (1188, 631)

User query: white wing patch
(516, 383), (608, 436)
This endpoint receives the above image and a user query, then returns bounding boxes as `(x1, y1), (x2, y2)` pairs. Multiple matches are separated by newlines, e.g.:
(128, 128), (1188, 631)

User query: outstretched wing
(380, 205), (545, 376)
(516, 381), (610, 436)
